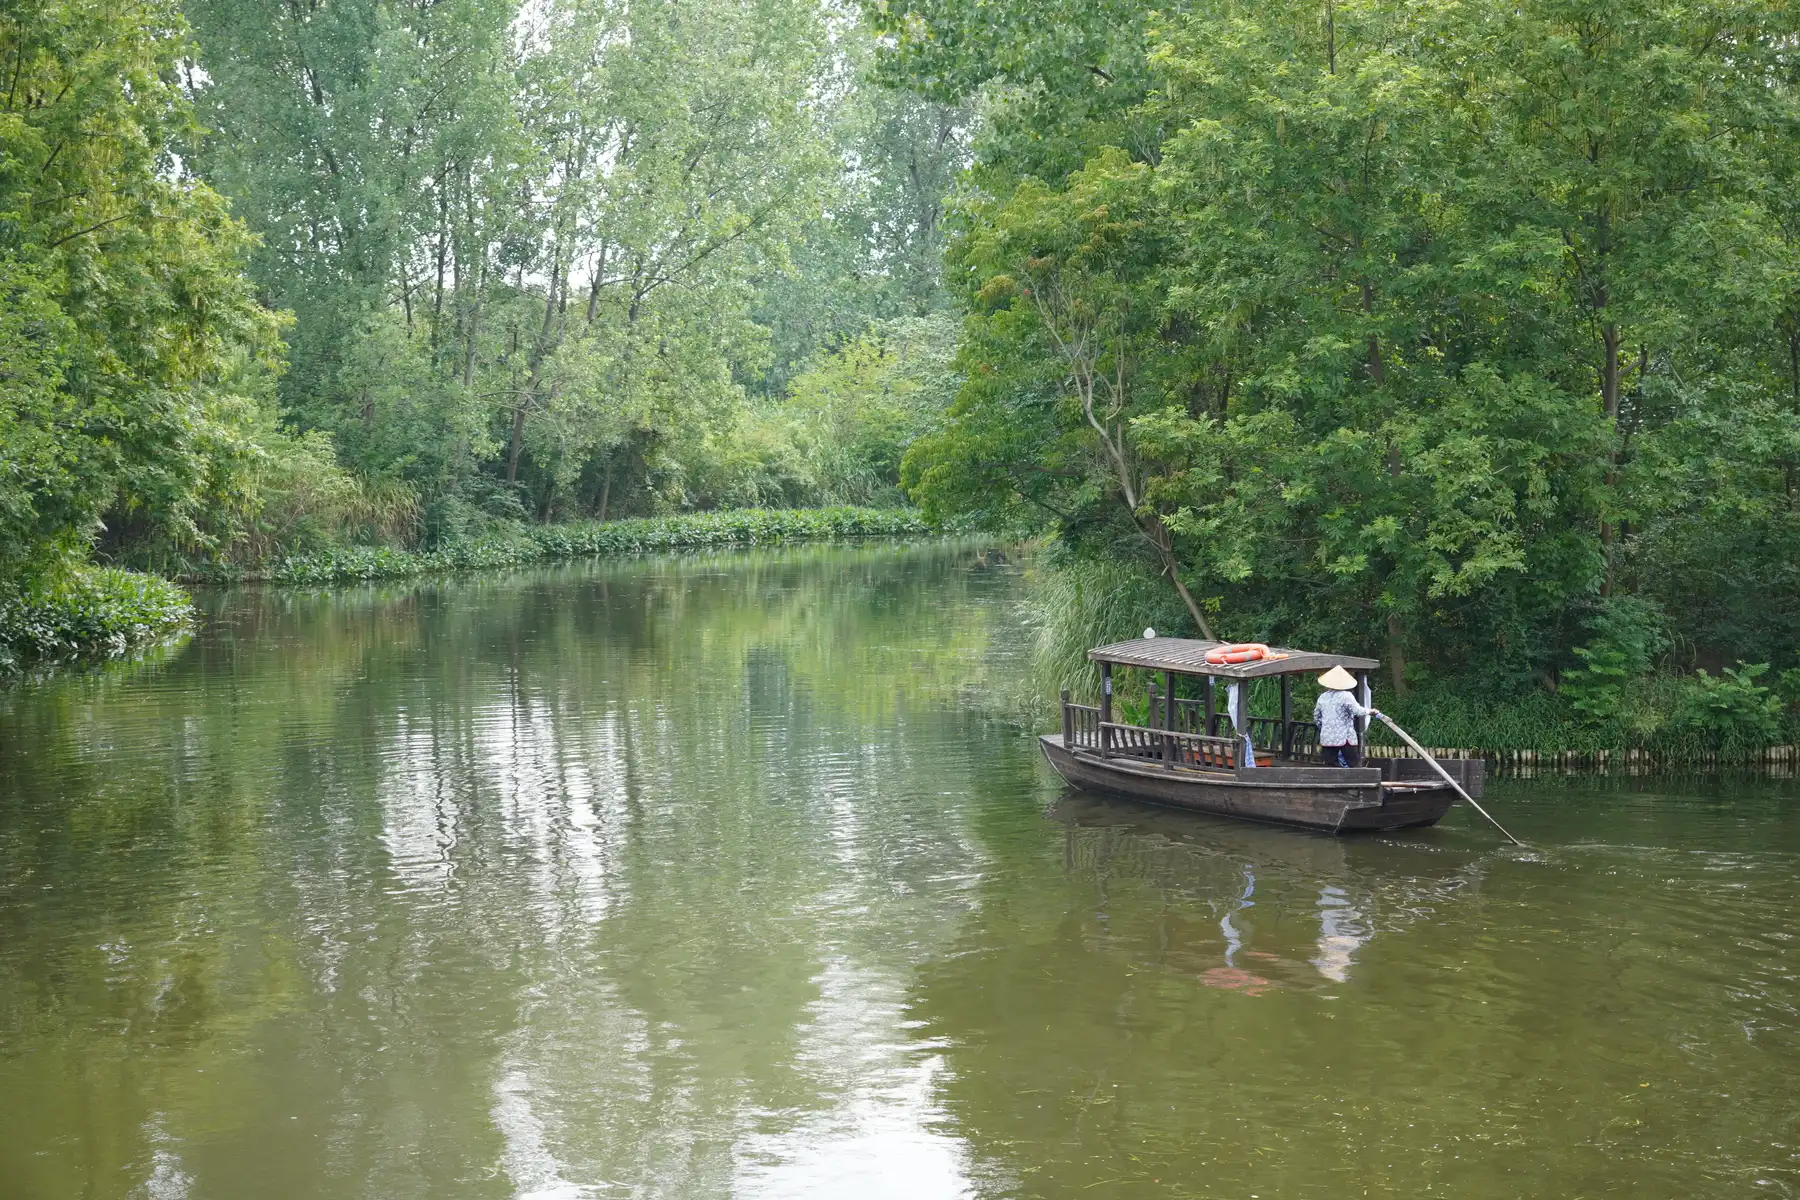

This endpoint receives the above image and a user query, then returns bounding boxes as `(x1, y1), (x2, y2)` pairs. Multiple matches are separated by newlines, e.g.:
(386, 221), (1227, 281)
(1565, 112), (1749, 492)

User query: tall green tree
(502, 0), (837, 516)
(895, 0), (1800, 684)
(0, 0), (283, 577)
(750, 74), (970, 398)
(183, 0), (527, 513)
(184, 0), (929, 526)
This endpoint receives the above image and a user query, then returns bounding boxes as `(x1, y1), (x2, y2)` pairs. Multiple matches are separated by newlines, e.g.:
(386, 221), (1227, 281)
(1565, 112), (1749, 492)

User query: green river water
(2, 543), (1798, 1199)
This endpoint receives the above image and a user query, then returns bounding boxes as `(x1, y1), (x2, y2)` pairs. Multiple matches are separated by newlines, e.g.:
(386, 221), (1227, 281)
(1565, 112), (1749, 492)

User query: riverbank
(1375, 678), (1800, 769)
(1, 508), (929, 670)
(1367, 740), (1800, 776)
(185, 506), (929, 585)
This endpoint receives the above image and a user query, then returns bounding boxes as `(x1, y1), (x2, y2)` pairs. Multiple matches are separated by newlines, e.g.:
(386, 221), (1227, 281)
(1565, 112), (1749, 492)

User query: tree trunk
(1045, 295), (1222, 643)
(586, 244), (608, 325)
(1599, 321), (1621, 596)
(1790, 319), (1799, 403)
(1361, 280), (1384, 385)
(1168, 569), (1216, 642)
(505, 399), (528, 484)
(507, 261), (563, 485)
(1386, 613), (1408, 698)
(1601, 322), (1622, 421)
(461, 257), (483, 390)
(432, 188), (448, 323)
(1143, 512), (1216, 641)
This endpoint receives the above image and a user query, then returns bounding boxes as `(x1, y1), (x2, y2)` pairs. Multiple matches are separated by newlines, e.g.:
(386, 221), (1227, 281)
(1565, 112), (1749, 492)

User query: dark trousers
(1321, 744), (1362, 768)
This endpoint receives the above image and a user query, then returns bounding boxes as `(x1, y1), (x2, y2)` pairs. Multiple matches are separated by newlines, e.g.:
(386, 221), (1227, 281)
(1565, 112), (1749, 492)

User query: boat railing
(1249, 716), (1321, 756)
(1098, 721), (1242, 770)
(1063, 695), (1320, 768)
(1164, 695), (1216, 736)
(1063, 699), (1103, 750)
(1151, 699), (1319, 752)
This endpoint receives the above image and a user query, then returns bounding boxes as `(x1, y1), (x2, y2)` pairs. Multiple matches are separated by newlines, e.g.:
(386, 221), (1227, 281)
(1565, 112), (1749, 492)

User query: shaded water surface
(2, 543), (1798, 1198)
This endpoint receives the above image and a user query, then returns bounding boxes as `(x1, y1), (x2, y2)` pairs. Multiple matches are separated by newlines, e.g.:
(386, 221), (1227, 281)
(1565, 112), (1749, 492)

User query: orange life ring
(1205, 642), (1271, 665)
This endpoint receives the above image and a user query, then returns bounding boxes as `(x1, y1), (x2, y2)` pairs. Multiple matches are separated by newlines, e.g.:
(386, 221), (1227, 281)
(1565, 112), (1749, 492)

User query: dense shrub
(0, 569), (194, 668)
(1385, 669), (1800, 761)
(676, 314), (961, 512)
(1674, 664), (1785, 748)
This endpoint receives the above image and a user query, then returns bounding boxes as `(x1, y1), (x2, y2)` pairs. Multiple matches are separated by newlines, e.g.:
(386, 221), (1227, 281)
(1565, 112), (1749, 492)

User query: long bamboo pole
(1374, 713), (1524, 847)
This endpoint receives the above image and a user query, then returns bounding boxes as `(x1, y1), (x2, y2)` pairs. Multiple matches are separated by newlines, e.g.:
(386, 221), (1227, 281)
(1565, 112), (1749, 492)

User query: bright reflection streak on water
(1, 542), (1799, 1199)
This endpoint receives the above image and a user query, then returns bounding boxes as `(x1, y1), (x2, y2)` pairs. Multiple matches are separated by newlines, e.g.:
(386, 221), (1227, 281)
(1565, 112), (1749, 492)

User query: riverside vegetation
(0, 0), (961, 662)
(198, 508), (928, 585)
(880, 0), (1800, 761)
(5, 0), (1800, 761)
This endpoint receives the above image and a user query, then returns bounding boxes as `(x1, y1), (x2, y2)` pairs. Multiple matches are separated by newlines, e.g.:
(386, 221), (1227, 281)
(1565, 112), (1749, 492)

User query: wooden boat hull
(1039, 735), (1455, 834)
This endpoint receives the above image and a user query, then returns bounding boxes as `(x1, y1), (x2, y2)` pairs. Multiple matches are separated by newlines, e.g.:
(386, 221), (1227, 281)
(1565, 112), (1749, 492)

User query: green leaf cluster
(888, 0), (1800, 700)
(0, 0), (286, 578)
(0, 566), (192, 668)
(1674, 663), (1785, 748)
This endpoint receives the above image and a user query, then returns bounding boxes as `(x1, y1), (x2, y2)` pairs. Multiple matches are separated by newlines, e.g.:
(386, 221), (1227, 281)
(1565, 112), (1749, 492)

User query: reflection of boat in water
(1048, 790), (1480, 881)
(1043, 637), (1483, 833)
(1047, 789), (1488, 987)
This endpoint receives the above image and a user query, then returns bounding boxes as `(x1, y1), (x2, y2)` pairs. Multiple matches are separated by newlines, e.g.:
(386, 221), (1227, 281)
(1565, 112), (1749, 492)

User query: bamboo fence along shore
(1364, 743), (1800, 777)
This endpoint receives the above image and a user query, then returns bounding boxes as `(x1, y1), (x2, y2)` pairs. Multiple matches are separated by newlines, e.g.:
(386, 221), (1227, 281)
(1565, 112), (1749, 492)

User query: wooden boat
(1039, 637), (1482, 834)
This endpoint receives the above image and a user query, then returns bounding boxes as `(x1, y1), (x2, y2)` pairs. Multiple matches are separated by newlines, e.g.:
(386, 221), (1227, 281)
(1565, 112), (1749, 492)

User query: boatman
(1315, 666), (1379, 768)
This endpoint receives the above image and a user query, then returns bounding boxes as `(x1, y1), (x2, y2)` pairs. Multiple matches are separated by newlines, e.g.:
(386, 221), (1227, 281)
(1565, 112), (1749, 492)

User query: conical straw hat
(1318, 665), (1358, 691)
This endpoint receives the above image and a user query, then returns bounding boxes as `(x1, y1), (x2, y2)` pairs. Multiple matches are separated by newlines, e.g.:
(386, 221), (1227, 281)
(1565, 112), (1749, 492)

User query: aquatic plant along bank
(188, 507), (929, 585)
(0, 568), (193, 670)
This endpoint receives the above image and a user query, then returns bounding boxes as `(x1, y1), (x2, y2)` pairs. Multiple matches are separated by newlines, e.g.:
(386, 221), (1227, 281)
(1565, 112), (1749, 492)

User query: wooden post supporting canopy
(1100, 662), (1113, 757)
(1204, 676), (1216, 737)
(1163, 669), (1176, 768)
(1280, 675), (1293, 760)
(1355, 670), (1371, 752)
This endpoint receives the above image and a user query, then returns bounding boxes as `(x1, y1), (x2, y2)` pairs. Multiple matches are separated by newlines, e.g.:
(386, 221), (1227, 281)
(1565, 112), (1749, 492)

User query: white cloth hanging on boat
(1226, 682), (1257, 769)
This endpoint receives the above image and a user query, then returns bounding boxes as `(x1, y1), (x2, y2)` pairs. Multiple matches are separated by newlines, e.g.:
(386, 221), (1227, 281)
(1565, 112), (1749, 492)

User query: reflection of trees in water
(0, 542), (1030, 1198)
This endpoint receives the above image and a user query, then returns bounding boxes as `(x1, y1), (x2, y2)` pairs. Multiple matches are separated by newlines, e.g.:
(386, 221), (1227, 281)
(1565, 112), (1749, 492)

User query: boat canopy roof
(1087, 638), (1379, 680)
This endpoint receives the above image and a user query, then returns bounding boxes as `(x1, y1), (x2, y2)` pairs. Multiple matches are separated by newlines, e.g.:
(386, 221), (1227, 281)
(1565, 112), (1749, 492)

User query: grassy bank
(191, 507), (929, 585)
(0, 568), (194, 669)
